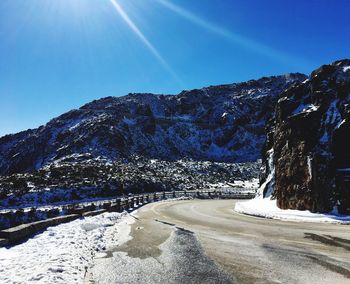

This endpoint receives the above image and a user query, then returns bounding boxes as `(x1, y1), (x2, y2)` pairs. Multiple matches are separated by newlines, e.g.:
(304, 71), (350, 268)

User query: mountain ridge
(0, 73), (306, 175)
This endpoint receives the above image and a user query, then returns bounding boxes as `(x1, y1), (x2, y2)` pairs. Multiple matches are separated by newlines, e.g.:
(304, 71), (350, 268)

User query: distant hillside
(0, 73), (306, 175)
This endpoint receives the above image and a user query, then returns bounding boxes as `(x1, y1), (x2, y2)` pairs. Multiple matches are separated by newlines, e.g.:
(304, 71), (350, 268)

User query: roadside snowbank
(0, 211), (134, 284)
(235, 198), (350, 224)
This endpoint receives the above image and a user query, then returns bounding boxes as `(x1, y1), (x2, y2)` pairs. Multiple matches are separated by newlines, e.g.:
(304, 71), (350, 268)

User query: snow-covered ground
(0, 211), (135, 284)
(235, 198), (350, 224)
(208, 178), (259, 193)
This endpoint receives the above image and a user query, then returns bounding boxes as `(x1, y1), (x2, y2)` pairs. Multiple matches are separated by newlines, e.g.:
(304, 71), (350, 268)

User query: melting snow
(256, 149), (275, 198)
(0, 212), (132, 284)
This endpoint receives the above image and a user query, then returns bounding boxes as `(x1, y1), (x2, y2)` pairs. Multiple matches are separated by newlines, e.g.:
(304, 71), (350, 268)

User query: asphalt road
(92, 199), (350, 284)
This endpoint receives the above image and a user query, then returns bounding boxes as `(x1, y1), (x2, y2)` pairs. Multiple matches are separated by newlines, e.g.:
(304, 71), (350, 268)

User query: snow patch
(68, 118), (85, 131)
(235, 198), (350, 224)
(257, 148), (275, 198)
(292, 103), (318, 115)
(230, 178), (259, 190)
(336, 118), (346, 129)
(0, 212), (133, 284)
(320, 100), (342, 143)
(307, 155), (312, 179)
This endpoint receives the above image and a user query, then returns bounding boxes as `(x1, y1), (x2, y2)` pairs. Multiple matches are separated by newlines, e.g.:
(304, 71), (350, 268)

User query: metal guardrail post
(124, 198), (129, 211)
(116, 199), (121, 212)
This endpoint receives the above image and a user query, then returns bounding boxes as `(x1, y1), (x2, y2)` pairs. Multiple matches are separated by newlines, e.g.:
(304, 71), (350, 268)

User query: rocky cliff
(0, 74), (305, 175)
(260, 59), (350, 214)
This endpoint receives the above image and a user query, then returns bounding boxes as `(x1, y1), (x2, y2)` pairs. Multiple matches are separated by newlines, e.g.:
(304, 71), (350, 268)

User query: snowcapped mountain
(0, 73), (306, 175)
(260, 59), (350, 214)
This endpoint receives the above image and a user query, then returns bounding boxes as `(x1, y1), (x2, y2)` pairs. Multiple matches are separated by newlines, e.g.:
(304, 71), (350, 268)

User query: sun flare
(109, 0), (181, 83)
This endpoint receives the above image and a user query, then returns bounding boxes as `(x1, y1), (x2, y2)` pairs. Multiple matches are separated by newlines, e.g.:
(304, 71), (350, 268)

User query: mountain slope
(0, 73), (306, 175)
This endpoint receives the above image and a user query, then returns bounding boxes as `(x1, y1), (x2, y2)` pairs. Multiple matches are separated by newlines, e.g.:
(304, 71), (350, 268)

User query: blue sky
(0, 0), (349, 137)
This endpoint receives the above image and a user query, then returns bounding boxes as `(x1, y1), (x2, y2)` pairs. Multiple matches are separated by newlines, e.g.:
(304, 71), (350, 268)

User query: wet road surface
(91, 199), (350, 284)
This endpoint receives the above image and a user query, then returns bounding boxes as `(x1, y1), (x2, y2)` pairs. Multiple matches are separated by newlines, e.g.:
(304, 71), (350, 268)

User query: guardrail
(0, 190), (255, 247)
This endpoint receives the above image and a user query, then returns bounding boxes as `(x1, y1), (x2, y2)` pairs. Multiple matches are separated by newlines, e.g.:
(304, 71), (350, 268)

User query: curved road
(92, 199), (350, 284)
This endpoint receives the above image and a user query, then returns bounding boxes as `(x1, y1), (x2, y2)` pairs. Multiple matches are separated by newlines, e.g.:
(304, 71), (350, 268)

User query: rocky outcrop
(260, 59), (350, 214)
(0, 74), (305, 175)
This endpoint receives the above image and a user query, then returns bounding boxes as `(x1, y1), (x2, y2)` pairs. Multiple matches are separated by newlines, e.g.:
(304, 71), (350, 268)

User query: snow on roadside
(159, 196), (194, 202)
(208, 178), (259, 193)
(235, 198), (350, 224)
(0, 212), (135, 284)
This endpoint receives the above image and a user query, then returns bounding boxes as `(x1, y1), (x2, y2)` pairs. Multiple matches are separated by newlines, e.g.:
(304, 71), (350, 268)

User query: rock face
(0, 74), (305, 175)
(261, 59), (350, 214)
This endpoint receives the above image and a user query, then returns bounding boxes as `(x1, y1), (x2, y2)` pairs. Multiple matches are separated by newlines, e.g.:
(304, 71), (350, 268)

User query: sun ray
(157, 0), (311, 69)
(109, 0), (182, 84)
